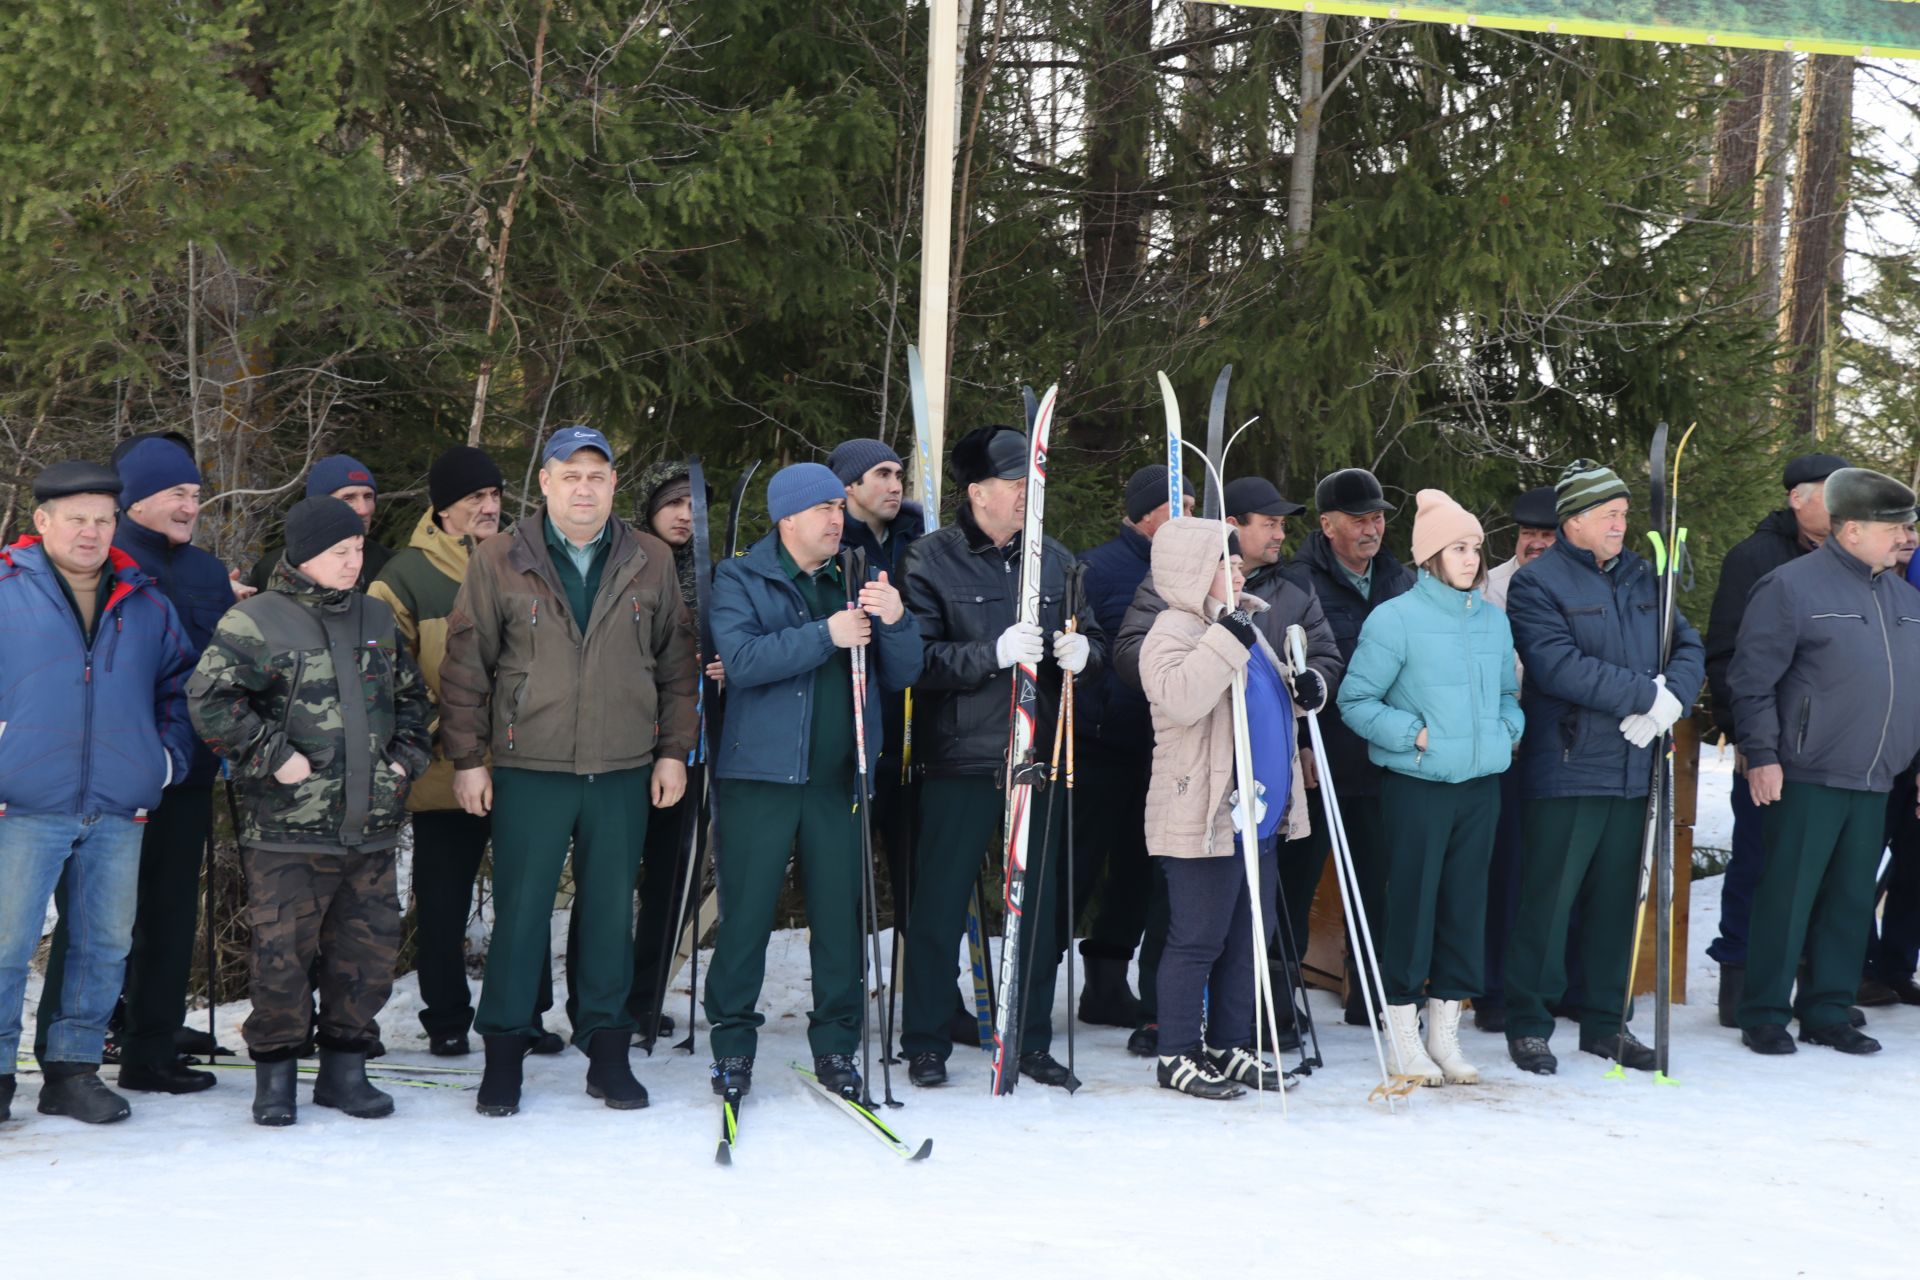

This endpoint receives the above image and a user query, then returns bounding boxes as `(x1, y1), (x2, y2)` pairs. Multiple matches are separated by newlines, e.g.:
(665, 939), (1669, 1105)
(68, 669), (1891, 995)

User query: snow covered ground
(9, 753), (1920, 1278)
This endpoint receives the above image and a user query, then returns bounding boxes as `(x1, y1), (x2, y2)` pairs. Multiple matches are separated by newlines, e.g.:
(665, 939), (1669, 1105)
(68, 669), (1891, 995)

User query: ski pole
(204, 789), (219, 1059)
(1018, 578), (1078, 1095)
(843, 548), (898, 1107)
(1061, 563), (1081, 1086)
(1286, 625), (1406, 1105)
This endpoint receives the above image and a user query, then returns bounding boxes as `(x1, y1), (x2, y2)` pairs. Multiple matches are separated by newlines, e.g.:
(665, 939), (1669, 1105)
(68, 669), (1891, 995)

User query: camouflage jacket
(188, 562), (434, 853)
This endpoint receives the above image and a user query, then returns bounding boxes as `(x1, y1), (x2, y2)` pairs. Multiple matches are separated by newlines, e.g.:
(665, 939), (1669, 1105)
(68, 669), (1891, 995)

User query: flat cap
(1512, 485), (1559, 529)
(34, 460), (123, 503)
(1782, 452), (1850, 490)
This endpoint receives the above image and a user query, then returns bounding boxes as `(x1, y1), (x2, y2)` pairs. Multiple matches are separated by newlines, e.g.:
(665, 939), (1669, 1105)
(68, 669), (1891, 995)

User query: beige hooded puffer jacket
(1139, 518), (1311, 858)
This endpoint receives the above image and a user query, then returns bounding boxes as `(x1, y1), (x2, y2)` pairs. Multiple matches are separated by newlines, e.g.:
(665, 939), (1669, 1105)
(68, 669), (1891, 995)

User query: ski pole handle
(1285, 623), (1309, 676)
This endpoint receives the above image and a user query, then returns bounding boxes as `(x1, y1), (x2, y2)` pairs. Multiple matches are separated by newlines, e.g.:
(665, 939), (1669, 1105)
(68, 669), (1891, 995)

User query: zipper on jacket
(1795, 697), (1811, 756)
(1867, 589), (1895, 786)
(1464, 598), (1481, 777)
(105, 610), (124, 673)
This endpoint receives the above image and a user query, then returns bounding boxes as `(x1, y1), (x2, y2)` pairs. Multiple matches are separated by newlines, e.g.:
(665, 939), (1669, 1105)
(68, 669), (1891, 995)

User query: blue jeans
(0, 812), (144, 1066)
(1708, 770), (1768, 967)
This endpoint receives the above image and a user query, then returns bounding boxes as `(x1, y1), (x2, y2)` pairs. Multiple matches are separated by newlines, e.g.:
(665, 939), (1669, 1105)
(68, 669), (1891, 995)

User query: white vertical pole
(916, 0), (962, 500)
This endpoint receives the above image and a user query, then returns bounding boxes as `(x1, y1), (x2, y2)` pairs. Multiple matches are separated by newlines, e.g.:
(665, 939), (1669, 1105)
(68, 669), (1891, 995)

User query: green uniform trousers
(36, 785), (215, 1066)
(476, 766), (648, 1045)
(703, 774), (864, 1059)
(1379, 771), (1500, 1004)
(1738, 781), (1886, 1033)
(1503, 795), (1642, 1042)
(901, 776), (1063, 1061)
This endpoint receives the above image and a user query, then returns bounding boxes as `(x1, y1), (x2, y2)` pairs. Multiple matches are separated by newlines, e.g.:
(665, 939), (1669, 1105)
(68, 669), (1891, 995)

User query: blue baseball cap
(542, 425), (613, 465)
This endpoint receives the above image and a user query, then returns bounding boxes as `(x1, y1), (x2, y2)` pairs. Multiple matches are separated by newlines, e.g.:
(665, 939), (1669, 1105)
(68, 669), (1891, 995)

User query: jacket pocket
(1794, 695), (1812, 758)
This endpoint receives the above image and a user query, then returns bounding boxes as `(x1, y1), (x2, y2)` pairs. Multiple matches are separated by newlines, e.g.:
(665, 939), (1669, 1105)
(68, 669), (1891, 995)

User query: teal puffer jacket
(1336, 570), (1523, 784)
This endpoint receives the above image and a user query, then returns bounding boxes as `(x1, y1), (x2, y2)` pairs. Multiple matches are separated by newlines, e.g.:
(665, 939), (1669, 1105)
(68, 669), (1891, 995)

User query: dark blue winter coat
(1276, 531), (1415, 798)
(838, 500), (926, 762)
(1506, 537), (1705, 801)
(839, 500), (927, 579)
(113, 519), (234, 787)
(0, 539), (198, 819)
(710, 531), (923, 787)
(1077, 523), (1155, 746)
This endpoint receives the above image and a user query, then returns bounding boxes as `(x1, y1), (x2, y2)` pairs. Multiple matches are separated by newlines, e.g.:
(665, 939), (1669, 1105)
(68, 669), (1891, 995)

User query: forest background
(4, 1), (1917, 654)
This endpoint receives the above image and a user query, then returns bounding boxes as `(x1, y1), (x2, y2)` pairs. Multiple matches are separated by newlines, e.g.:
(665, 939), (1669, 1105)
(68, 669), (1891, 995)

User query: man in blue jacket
(702, 463), (922, 1101)
(0, 461), (198, 1125)
(1502, 459), (1705, 1075)
(1070, 465), (1191, 1033)
(1730, 469), (1920, 1056)
(34, 439), (241, 1096)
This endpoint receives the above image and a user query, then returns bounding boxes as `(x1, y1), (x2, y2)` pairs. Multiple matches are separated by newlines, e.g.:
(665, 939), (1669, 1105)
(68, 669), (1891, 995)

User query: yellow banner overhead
(1217, 0), (1920, 60)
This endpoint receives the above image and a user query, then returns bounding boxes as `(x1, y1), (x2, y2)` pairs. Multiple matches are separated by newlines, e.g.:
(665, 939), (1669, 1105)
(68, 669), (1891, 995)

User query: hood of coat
(404, 507), (474, 583)
(1151, 517), (1235, 618)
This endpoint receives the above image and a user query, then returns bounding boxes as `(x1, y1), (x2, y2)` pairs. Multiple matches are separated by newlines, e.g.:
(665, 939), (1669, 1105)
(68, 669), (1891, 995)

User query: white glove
(1052, 630), (1090, 674)
(1619, 713), (1658, 749)
(1647, 674), (1684, 733)
(995, 620), (1045, 669)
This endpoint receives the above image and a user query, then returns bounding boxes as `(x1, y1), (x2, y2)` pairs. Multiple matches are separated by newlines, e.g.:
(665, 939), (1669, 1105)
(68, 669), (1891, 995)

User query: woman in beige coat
(1139, 519), (1310, 1099)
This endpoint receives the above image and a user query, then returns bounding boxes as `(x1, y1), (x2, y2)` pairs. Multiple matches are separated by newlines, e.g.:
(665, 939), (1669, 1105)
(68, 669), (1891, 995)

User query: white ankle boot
(1424, 998), (1479, 1084)
(1385, 1002), (1444, 1086)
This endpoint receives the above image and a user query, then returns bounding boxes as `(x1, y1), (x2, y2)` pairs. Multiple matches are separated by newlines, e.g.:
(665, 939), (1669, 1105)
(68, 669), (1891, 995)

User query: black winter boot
(1018, 1050), (1080, 1090)
(0, 1072), (15, 1121)
(1717, 964), (1743, 1030)
(312, 1048), (395, 1118)
(251, 1058), (298, 1126)
(1801, 1023), (1882, 1055)
(1126, 1023), (1159, 1057)
(36, 1062), (132, 1124)
(477, 1035), (526, 1117)
(1741, 1024), (1796, 1055)
(528, 1025), (566, 1056)
(1076, 954), (1141, 1028)
(710, 1055), (753, 1098)
(812, 1052), (861, 1098)
(1579, 1027), (1655, 1071)
(1507, 1036), (1557, 1075)
(118, 1058), (216, 1094)
(173, 1024), (235, 1057)
(907, 1052), (947, 1087)
(584, 1029), (648, 1110)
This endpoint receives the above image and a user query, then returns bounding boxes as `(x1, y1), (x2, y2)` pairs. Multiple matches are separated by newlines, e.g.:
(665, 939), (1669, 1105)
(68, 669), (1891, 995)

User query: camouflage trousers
(241, 845), (399, 1060)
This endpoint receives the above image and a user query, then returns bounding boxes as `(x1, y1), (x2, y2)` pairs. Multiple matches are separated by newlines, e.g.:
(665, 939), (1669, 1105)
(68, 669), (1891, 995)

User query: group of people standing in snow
(1, 419), (1917, 1130)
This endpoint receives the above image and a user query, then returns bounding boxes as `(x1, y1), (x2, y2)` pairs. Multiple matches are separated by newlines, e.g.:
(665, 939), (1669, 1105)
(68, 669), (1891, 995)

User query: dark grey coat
(1729, 537), (1920, 794)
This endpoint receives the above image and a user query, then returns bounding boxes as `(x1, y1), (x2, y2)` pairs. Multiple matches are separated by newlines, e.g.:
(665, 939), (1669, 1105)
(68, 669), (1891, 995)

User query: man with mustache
(1276, 468), (1414, 1026)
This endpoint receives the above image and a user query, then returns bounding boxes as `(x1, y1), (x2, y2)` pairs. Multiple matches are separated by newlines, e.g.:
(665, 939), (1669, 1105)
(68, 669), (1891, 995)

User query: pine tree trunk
(1752, 52), (1795, 319)
(1075, 0), (1155, 449)
(1710, 53), (1767, 282)
(1778, 54), (1853, 438)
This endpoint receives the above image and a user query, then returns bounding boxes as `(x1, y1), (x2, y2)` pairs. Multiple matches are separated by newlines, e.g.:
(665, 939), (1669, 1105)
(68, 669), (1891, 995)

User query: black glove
(1292, 667), (1327, 713)
(1217, 610), (1258, 651)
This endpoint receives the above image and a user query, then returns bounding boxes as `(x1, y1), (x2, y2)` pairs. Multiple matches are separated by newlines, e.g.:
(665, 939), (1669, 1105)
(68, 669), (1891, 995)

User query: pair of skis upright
(1610, 420), (1697, 1085)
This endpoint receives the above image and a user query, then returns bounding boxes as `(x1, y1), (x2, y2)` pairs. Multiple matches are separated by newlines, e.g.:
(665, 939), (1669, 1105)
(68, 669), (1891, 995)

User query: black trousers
(1063, 740), (1153, 962)
(35, 785), (214, 1067)
(410, 808), (553, 1040)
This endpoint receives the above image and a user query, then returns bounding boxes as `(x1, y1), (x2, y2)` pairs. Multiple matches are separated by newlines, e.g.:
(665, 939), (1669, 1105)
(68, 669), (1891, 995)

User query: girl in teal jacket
(1337, 490), (1522, 1087)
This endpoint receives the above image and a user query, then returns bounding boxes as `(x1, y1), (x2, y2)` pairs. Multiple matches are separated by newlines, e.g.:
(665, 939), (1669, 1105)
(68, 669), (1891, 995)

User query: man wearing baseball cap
(440, 425), (699, 1116)
(1701, 452), (1849, 1026)
(1275, 467), (1414, 1026)
(367, 445), (569, 1058)
(248, 453), (393, 592)
(0, 461), (198, 1125)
